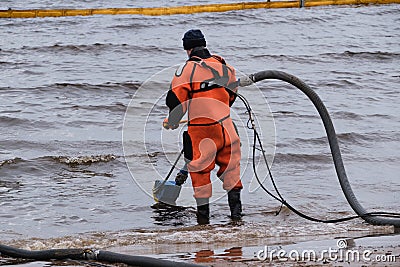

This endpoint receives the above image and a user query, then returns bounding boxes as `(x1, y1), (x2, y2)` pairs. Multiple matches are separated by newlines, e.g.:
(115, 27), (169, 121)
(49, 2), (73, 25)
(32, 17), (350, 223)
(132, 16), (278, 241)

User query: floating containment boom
(1, 0), (400, 18)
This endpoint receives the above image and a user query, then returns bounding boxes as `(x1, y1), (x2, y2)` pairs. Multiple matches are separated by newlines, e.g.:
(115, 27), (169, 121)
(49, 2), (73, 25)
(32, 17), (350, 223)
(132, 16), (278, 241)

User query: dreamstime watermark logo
(122, 64), (276, 205)
(336, 238), (347, 249)
(256, 239), (397, 263)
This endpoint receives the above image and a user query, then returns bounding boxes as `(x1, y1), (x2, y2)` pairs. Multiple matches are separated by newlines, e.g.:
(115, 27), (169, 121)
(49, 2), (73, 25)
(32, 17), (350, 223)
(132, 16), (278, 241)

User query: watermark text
(256, 239), (397, 263)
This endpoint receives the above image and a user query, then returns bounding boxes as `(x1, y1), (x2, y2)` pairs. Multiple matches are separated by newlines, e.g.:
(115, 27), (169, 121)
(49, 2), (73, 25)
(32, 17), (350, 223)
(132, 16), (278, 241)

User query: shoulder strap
(187, 56), (233, 94)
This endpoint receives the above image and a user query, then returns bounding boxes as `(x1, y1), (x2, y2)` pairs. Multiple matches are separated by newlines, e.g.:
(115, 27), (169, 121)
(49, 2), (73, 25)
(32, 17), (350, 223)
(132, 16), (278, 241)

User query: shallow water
(0, 1), (399, 262)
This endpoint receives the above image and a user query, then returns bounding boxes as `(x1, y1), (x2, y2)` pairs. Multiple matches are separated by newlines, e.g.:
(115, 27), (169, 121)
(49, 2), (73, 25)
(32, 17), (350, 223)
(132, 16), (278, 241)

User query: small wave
(0, 81), (141, 93)
(336, 132), (376, 145)
(20, 43), (124, 53)
(0, 116), (30, 126)
(278, 137), (327, 148)
(69, 102), (127, 113)
(0, 115), (55, 130)
(251, 54), (310, 62)
(319, 79), (361, 89)
(47, 82), (141, 92)
(51, 154), (118, 165)
(274, 152), (331, 164)
(283, 131), (393, 149)
(2, 154), (121, 166)
(0, 157), (23, 167)
(124, 151), (183, 159)
(250, 50), (399, 64)
(4, 220), (393, 251)
(341, 131), (400, 144)
(322, 51), (400, 61)
(333, 111), (363, 120)
(272, 111), (318, 119)
(281, 131), (380, 148)
(343, 50), (400, 60)
(16, 43), (177, 55)
(0, 61), (24, 67)
(107, 22), (151, 30)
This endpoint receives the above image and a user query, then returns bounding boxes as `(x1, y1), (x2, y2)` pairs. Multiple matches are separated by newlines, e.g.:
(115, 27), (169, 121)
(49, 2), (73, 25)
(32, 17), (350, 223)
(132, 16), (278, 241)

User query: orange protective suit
(166, 48), (243, 198)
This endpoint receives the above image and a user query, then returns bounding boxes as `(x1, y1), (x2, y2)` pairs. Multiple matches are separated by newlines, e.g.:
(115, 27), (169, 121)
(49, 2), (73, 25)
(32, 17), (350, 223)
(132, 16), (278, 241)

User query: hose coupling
(82, 248), (99, 260)
(238, 75), (254, 87)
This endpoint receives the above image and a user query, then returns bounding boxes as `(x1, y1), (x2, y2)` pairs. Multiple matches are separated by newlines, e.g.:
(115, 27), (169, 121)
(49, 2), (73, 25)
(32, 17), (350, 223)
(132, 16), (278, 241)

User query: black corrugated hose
(0, 244), (205, 267)
(238, 70), (400, 227)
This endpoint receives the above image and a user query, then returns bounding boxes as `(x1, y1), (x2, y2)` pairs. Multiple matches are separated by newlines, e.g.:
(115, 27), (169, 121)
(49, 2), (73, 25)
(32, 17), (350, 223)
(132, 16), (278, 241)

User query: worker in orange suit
(163, 29), (243, 224)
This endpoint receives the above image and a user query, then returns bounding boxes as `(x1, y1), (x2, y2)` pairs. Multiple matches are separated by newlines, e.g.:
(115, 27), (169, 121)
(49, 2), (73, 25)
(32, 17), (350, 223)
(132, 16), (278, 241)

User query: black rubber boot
(195, 198), (210, 225)
(228, 188), (242, 221)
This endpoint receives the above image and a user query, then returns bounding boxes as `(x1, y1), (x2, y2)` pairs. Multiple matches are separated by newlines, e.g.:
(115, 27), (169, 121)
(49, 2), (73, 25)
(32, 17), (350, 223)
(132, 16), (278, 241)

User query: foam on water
(4, 219), (394, 251)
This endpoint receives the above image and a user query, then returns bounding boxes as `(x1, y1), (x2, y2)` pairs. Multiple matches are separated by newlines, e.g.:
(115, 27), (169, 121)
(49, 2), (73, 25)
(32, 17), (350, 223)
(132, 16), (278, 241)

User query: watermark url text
(256, 239), (397, 263)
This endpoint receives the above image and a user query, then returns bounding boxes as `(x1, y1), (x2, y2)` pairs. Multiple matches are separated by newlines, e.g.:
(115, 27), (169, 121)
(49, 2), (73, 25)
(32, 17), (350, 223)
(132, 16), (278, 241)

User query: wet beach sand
(106, 223), (400, 266)
(1, 217), (399, 266)
(3, 234), (399, 266)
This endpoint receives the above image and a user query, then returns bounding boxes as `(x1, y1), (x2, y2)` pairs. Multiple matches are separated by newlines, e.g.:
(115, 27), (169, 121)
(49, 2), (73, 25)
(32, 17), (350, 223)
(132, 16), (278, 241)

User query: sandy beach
(107, 226), (399, 266)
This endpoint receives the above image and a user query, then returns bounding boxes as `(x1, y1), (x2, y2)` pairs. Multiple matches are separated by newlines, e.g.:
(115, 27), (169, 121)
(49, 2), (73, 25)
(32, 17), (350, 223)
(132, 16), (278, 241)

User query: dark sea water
(1, 1), (399, 265)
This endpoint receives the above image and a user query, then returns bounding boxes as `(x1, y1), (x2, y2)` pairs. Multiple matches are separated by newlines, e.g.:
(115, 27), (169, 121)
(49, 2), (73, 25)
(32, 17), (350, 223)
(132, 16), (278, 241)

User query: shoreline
(1, 228), (399, 266)
(112, 231), (400, 266)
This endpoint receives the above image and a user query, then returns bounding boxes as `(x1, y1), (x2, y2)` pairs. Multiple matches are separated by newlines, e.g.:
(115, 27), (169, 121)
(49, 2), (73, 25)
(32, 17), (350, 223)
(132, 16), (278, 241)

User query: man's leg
(228, 188), (242, 220)
(216, 133), (243, 220)
(190, 172), (213, 224)
(195, 197), (209, 225)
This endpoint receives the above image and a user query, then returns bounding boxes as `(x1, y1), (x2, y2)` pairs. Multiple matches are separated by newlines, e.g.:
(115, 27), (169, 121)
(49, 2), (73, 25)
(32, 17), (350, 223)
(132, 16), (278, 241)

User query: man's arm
(165, 63), (192, 128)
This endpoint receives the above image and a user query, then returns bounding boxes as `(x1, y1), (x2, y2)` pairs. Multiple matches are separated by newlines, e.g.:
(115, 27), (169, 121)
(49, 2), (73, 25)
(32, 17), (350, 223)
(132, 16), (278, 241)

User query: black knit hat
(182, 29), (206, 50)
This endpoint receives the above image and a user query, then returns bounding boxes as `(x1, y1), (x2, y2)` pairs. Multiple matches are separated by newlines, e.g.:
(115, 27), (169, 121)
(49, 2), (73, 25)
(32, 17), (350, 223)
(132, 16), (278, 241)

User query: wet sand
(202, 238), (400, 266)
(1, 229), (399, 266)
(112, 229), (400, 266)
